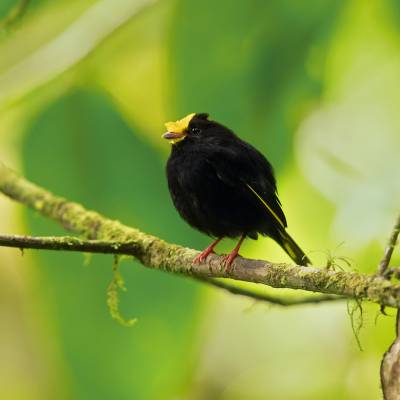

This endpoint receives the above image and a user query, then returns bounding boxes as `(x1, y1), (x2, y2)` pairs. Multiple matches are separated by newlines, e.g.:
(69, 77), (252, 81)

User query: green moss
(106, 255), (136, 327)
(347, 298), (364, 351)
(2, 164), (400, 310)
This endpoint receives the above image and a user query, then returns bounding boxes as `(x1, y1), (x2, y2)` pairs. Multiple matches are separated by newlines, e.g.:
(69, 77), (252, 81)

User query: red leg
(223, 235), (246, 272)
(193, 237), (223, 264)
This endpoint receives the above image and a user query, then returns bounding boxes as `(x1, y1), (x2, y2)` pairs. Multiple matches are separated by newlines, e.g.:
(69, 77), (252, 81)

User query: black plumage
(163, 113), (310, 268)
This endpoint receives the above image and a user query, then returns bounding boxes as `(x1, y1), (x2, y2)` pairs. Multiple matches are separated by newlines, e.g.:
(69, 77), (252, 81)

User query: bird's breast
(166, 151), (259, 237)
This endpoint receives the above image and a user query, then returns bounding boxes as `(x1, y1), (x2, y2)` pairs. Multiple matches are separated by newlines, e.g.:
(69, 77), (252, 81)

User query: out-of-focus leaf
(297, 0), (400, 250)
(168, 0), (344, 169)
(0, 0), (52, 18)
(22, 89), (201, 400)
(92, 1), (170, 149)
(0, 1), (95, 73)
(0, 0), (151, 106)
(0, 0), (15, 18)
(387, 0), (400, 27)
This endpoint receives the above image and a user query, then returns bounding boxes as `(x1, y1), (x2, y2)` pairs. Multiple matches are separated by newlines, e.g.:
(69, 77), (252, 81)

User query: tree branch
(379, 213), (400, 399)
(0, 232), (343, 306)
(381, 310), (400, 400)
(0, 162), (399, 308)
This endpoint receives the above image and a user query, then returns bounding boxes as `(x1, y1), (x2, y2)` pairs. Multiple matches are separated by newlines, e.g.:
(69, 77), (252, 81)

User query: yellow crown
(164, 113), (196, 133)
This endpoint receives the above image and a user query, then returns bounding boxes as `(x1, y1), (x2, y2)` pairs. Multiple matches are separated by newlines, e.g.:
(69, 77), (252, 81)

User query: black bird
(162, 113), (310, 269)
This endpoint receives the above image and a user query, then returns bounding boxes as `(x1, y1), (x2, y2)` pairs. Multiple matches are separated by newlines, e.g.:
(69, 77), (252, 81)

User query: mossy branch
(0, 162), (399, 308)
(0, 233), (342, 306)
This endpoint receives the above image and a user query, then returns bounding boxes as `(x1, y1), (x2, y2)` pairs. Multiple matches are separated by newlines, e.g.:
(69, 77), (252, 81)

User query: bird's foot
(222, 252), (239, 273)
(192, 238), (223, 265)
(192, 248), (215, 264)
(222, 235), (245, 273)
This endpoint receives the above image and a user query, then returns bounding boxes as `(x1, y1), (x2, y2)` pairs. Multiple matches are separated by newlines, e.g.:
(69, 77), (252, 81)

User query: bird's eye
(190, 127), (201, 135)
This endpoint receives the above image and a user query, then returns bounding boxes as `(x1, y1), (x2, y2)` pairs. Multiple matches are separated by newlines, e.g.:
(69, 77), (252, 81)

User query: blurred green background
(0, 0), (399, 399)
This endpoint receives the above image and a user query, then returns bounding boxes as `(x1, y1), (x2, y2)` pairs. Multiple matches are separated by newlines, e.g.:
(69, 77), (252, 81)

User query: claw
(193, 249), (214, 264)
(222, 235), (245, 273)
(192, 237), (222, 265)
(222, 253), (237, 272)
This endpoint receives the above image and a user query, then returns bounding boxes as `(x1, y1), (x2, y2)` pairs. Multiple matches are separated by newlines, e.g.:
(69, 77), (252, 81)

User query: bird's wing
(205, 144), (287, 229)
(245, 183), (286, 228)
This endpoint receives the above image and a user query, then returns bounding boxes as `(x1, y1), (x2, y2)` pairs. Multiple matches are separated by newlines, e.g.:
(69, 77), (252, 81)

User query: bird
(162, 112), (311, 270)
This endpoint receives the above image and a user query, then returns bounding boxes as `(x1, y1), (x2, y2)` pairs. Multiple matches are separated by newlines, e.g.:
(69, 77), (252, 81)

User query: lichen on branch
(0, 162), (400, 308)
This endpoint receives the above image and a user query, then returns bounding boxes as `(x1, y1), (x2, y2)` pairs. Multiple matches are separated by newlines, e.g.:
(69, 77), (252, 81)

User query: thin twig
(198, 277), (344, 306)
(379, 214), (400, 277)
(0, 233), (140, 255)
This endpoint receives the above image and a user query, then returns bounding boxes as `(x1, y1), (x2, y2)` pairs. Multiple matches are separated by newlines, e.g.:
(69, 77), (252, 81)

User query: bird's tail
(277, 229), (311, 266)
